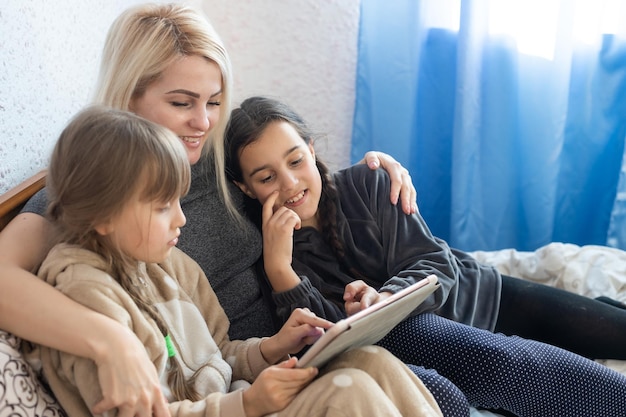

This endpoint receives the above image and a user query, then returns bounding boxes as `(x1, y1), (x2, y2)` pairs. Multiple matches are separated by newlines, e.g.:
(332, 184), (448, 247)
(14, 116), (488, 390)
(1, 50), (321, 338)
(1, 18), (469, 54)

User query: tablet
(296, 275), (439, 369)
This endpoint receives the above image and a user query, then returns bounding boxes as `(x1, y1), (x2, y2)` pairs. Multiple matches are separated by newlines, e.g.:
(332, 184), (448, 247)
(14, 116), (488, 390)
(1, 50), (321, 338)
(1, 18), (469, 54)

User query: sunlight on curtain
(352, 0), (626, 251)
(488, 0), (559, 60)
(489, 0), (626, 59)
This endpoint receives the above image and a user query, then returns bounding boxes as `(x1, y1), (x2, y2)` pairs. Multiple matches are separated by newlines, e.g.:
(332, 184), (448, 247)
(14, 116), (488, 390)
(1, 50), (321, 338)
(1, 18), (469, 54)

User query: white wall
(0, 0), (360, 194)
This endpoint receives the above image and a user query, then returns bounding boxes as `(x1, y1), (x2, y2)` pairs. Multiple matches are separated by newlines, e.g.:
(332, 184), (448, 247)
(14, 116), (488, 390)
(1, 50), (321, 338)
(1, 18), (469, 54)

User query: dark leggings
(405, 364), (470, 417)
(378, 313), (626, 417)
(494, 274), (626, 359)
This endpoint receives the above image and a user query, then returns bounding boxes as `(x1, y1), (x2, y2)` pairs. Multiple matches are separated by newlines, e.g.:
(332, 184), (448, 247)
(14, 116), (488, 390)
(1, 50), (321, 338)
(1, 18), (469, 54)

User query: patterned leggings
(378, 313), (626, 417)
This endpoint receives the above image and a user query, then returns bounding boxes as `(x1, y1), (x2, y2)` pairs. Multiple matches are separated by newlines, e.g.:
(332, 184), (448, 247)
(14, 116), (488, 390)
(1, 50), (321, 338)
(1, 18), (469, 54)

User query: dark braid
(224, 96), (367, 280)
(315, 159), (345, 260)
(315, 159), (369, 281)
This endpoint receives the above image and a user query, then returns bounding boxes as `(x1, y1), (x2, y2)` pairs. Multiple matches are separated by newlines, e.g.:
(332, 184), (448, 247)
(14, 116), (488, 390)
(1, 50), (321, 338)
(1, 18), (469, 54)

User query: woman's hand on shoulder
(359, 151), (417, 215)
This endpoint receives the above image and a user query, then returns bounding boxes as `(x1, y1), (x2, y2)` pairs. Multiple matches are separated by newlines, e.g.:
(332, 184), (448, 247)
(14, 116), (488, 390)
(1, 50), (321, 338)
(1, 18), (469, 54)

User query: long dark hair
(224, 96), (348, 261)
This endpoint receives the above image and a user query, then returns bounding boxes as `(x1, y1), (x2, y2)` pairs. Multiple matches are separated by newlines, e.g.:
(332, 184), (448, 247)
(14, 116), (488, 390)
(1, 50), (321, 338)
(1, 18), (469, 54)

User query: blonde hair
(47, 105), (208, 401)
(93, 3), (237, 215)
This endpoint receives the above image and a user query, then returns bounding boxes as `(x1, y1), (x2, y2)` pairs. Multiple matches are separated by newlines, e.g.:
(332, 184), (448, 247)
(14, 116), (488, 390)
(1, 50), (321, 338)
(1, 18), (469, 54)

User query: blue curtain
(352, 0), (626, 252)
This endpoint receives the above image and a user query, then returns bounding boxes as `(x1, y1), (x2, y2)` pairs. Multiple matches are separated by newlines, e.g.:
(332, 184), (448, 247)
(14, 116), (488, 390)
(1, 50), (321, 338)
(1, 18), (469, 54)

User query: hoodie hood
(38, 243), (117, 288)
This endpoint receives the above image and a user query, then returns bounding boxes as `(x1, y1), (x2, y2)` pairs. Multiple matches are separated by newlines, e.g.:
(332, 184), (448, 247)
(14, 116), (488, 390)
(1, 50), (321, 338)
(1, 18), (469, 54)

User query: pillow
(0, 330), (66, 417)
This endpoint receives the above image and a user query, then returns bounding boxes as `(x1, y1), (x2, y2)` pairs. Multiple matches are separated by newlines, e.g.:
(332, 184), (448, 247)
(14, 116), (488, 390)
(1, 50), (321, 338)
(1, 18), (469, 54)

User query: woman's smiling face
(235, 120), (322, 229)
(129, 55), (223, 165)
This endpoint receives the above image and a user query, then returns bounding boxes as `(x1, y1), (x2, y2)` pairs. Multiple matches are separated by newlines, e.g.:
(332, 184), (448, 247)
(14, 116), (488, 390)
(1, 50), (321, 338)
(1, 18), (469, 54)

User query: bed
(468, 244), (626, 416)
(1, 171), (624, 417)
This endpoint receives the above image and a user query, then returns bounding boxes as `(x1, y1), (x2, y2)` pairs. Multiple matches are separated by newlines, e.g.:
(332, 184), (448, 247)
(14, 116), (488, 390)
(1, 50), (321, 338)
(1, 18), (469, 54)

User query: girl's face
(130, 55), (223, 165)
(97, 191), (187, 263)
(236, 121), (322, 229)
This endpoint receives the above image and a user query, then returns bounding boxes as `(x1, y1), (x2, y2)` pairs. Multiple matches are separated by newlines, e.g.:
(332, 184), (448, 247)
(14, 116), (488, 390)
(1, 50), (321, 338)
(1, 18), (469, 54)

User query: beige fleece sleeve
(167, 389), (248, 417)
(164, 250), (273, 381)
(38, 261), (164, 417)
(41, 256), (252, 417)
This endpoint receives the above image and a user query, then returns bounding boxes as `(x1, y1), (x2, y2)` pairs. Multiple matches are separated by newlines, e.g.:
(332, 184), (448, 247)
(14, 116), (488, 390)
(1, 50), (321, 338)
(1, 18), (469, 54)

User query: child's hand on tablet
(344, 280), (392, 316)
(261, 308), (333, 363)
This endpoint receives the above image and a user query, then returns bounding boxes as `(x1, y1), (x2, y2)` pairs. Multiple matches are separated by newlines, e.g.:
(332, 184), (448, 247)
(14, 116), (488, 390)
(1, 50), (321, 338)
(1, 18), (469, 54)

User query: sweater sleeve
(270, 273), (346, 324)
(339, 166), (461, 314)
(38, 248), (269, 417)
(37, 260), (168, 417)
(20, 187), (48, 215)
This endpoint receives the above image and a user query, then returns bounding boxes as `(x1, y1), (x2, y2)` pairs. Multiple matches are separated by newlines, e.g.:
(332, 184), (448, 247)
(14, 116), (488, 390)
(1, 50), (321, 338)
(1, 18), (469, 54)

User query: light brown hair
(47, 105), (208, 401)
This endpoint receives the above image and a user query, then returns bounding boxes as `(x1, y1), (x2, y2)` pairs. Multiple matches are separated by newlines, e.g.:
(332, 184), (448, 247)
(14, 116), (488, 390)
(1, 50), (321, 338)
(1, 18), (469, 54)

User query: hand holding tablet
(296, 275), (440, 369)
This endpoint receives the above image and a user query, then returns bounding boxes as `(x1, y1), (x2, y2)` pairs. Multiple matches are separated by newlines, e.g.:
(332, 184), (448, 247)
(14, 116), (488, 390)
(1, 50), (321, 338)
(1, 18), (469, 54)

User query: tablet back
(297, 275), (439, 369)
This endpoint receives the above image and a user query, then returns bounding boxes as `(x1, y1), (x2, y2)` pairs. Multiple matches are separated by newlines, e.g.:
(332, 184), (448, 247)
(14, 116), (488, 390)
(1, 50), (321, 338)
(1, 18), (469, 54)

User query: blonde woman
(0, 4), (418, 417)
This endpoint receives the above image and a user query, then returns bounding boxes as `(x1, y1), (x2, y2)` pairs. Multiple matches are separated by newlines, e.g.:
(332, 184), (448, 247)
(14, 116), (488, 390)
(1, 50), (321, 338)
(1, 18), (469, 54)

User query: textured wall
(0, 0), (182, 193)
(0, 0), (359, 194)
(205, 0), (360, 172)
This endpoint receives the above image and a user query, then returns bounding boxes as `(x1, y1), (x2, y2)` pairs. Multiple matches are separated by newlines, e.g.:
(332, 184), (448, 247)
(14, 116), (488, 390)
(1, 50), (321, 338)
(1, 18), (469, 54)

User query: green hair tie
(164, 334), (176, 358)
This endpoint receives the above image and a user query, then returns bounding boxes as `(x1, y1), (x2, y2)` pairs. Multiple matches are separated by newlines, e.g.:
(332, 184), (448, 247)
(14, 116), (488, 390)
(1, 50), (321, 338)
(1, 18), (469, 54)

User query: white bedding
(470, 242), (626, 305)
(469, 242), (626, 416)
(469, 241), (626, 375)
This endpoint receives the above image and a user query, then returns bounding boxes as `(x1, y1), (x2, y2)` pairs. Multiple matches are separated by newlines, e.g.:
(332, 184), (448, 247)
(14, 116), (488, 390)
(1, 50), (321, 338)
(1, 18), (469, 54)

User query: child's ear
(94, 221), (113, 236)
(234, 180), (257, 199)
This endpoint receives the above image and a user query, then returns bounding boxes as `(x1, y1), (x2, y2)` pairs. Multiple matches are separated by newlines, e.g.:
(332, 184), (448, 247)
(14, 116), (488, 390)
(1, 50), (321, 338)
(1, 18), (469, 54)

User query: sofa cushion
(0, 330), (66, 417)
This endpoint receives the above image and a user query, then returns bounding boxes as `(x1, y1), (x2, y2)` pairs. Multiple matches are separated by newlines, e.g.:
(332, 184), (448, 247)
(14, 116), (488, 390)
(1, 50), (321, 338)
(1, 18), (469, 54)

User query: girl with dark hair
(224, 95), (626, 417)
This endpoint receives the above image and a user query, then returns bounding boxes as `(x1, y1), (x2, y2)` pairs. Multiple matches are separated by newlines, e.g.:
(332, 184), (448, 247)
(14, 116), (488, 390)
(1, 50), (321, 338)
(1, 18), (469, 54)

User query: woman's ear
(128, 97), (136, 112)
(308, 142), (316, 161)
(234, 180), (257, 199)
